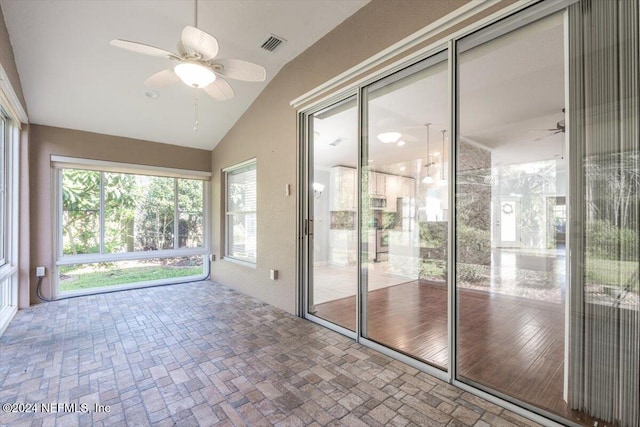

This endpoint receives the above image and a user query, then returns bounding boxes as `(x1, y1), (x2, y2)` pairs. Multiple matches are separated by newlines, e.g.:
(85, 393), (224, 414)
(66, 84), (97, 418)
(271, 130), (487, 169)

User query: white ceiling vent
(260, 34), (286, 52)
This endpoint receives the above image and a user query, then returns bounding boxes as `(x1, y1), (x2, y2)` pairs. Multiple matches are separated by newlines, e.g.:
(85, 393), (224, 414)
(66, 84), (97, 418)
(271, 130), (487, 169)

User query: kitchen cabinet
(384, 175), (398, 212)
(330, 167), (415, 212)
(398, 176), (415, 198)
(330, 166), (356, 211)
(368, 171), (386, 196)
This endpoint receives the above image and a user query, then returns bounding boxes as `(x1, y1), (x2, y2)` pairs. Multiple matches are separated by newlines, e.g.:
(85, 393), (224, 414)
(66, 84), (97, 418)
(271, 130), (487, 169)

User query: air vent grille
(261, 35), (285, 52)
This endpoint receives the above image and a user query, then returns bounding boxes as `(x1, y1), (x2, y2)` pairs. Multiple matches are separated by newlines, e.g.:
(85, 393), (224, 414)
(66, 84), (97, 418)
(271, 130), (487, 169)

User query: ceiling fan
(110, 12), (266, 101)
(533, 108), (566, 142)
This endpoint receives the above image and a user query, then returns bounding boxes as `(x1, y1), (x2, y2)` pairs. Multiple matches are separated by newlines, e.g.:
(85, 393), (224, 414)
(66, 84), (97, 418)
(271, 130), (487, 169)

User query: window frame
(0, 114), (6, 268)
(52, 156), (211, 297)
(0, 111), (19, 336)
(224, 158), (257, 266)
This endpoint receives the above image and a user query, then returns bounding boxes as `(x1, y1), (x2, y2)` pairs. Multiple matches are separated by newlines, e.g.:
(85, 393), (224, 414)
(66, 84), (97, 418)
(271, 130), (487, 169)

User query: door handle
(305, 219), (314, 236)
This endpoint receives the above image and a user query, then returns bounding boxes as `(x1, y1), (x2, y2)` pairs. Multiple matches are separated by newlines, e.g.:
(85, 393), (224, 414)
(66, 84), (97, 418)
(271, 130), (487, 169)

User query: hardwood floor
(314, 281), (598, 425)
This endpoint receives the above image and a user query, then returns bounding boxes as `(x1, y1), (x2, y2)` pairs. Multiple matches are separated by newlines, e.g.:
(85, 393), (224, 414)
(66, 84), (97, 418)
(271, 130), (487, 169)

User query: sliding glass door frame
(357, 49), (451, 380)
(450, 6), (573, 426)
(297, 1), (580, 426)
(299, 89), (359, 340)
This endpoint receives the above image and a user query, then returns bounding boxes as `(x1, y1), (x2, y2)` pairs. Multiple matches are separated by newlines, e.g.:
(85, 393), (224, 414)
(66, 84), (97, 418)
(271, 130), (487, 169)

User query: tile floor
(312, 263), (408, 304)
(0, 281), (542, 427)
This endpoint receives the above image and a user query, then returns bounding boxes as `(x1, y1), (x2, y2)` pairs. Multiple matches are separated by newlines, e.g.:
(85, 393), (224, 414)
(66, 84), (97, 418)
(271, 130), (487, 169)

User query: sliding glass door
(307, 97), (358, 331)
(301, 1), (638, 425)
(456, 9), (570, 418)
(361, 52), (449, 368)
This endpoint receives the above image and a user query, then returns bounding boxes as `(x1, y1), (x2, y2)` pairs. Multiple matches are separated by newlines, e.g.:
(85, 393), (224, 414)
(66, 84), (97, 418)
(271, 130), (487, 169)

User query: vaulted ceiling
(1, 0), (369, 150)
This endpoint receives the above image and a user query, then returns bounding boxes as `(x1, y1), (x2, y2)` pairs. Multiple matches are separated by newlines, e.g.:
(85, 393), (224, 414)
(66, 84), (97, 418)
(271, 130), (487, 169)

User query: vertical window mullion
(174, 179), (179, 249)
(99, 172), (105, 254)
(58, 169), (63, 259)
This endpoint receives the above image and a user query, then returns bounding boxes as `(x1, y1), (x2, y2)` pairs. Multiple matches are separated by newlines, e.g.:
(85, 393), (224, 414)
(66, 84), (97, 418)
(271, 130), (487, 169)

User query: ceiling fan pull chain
(426, 123), (431, 172)
(194, 0), (198, 28)
(193, 87), (199, 132)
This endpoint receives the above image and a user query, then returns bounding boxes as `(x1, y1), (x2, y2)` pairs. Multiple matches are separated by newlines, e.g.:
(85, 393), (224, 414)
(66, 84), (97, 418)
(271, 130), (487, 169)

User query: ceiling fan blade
(214, 59), (266, 82)
(534, 130), (562, 142)
(203, 76), (234, 101)
(182, 26), (219, 60)
(110, 39), (179, 59)
(145, 69), (180, 87)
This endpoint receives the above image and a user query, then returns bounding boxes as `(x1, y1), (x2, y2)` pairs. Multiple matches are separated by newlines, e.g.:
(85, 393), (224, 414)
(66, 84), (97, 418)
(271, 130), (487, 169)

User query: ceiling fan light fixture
(377, 132), (402, 144)
(174, 62), (216, 88)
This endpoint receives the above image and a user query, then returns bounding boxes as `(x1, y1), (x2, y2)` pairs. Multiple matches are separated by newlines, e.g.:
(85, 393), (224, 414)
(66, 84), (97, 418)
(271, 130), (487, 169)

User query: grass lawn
(59, 264), (203, 292)
(586, 258), (638, 290)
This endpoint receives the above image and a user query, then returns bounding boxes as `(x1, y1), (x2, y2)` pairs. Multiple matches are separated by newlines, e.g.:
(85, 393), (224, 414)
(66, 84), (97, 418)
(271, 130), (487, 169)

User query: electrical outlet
(36, 266), (46, 277)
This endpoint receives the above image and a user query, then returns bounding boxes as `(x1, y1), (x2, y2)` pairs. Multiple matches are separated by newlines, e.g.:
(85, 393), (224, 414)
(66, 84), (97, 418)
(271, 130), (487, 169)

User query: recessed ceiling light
(144, 89), (159, 99)
(377, 132), (402, 144)
(400, 166), (406, 172)
(397, 140), (406, 147)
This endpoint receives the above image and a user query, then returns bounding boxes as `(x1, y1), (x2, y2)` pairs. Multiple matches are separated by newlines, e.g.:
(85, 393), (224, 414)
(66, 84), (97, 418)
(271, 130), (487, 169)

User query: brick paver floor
(0, 281), (542, 426)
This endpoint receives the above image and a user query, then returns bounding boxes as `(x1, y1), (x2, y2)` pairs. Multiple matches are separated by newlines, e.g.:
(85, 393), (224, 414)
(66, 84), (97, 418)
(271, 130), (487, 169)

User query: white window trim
(51, 155), (211, 180)
(0, 114), (19, 336)
(52, 158), (211, 298)
(0, 63), (28, 126)
(224, 158), (257, 266)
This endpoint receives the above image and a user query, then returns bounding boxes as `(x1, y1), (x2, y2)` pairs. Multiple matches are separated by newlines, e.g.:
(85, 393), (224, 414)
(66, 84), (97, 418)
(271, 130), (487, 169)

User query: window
(55, 157), (209, 295)
(225, 159), (257, 264)
(0, 115), (6, 267)
(0, 112), (18, 336)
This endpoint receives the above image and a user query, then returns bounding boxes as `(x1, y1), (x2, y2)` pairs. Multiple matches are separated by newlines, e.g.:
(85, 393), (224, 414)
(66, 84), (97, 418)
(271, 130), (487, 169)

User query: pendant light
(422, 123), (434, 184)
(438, 130), (447, 186)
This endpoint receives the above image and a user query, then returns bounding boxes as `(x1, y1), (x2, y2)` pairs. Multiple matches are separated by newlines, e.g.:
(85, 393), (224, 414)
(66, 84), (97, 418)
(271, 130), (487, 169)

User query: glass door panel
(308, 97), (358, 331)
(363, 52), (449, 368)
(456, 11), (568, 417)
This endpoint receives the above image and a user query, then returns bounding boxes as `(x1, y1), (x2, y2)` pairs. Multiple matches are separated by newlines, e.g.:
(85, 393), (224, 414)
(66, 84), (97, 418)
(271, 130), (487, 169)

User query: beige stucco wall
(208, 0), (512, 314)
(0, 4), (29, 308)
(0, 4), (26, 114)
(29, 124), (211, 304)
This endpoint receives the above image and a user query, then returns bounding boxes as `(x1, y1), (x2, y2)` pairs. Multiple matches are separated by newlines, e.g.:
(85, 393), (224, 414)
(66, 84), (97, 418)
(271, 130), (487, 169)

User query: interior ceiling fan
(110, 3), (266, 101)
(533, 108), (566, 142)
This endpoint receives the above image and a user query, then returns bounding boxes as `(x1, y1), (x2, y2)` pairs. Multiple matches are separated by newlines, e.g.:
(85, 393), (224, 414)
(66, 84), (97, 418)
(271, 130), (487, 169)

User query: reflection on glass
(456, 12), (568, 418)
(363, 52), (449, 368)
(309, 97), (358, 331)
